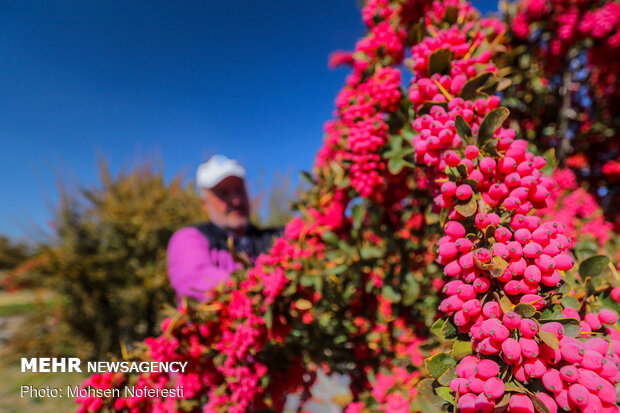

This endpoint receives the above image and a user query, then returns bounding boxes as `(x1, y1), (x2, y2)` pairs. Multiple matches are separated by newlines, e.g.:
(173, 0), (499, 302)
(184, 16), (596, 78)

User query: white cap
(196, 155), (246, 189)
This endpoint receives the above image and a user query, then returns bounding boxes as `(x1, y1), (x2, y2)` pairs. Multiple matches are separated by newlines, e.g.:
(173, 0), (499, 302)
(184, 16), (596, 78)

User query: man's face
(202, 176), (250, 233)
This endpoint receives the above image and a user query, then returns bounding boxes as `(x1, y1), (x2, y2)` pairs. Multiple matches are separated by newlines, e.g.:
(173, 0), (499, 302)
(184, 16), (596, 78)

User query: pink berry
(479, 337), (501, 355)
(541, 270), (562, 287)
(479, 157), (496, 174)
(536, 392), (558, 413)
(456, 357), (478, 379)
(466, 376), (485, 393)
(560, 337), (586, 363)
(457, 284), (476, 300)
(455, 237), (473, 252)
(502, 338), (523, 364)
(476, 359), (500, 378)
(456, 184), (473, 200)
(438, 242), (458, 259)
(514, 228), (532, 244)
(483, 377), (504, 399)
(482, 301), (501, 319)
(523, 242), (543, 258)
(521, 294), (546, 309)
(509, 393), (535, 413)
(523, 357), (547, 378)
(503, 312), (521, 329)
(540, 342), (562, 364)
(443, 280), (464, 295)
(519, 337), (540, 358)
(494, 226), (512, 242)
(568, 383), (589, 407)
(519, 319), (539, 338)
(597, 379), (617, 404)
(475, 393), (495, 413)
(542, 369), (563, 393)
(541, 322), (565, 339)
(598, 309), (618, 325)
(581, 350), (603, 371)
(463, 299), (482, 316)
(474, 248), (492, 264)
(577, 368), (603, 393)
(506, 241), (523, 258)
(560, 365), (579, 383)
(445, 221), (466, 238)
(498, 157), (517, 174)
(583, 337), (609, 356)
(457, 393), (477, 413)
(504, 280), (523, 295)
(473, 277), (491, 293)
(524, 265), (542, 285)
(441, 181), (457, 197)
(444, 260), (462, 277)
(450, 377), (469, 394)
(555, 389), (574, 411)
(553, 253), (574, 270)
(586, 313), (604, 330)
(465, 145), (479, 159)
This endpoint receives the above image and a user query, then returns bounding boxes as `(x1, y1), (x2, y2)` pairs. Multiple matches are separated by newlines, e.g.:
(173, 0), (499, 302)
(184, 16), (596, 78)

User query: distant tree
(11, 160), (204, 359)
(0, 236), (30, 271)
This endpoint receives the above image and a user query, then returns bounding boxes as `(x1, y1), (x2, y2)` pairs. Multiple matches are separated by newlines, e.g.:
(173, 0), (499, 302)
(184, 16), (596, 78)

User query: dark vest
(193, 222), (282, 262)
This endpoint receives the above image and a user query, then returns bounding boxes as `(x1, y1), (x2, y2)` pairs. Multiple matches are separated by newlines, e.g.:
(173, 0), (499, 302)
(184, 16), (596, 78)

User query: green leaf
(263, 307), (273, 329)
(431, 318), (446, 339)
(417, 379), (446, 413)
(455, 116), (472, 143)
(360, 246), (384, 260)
(425, 353), (456, 378)
(388, 156), (406, 175)
(490, 256), (509, 278)
(460, 72), (494, 100)
(428, 49), (453, 75)
(514, 303), (536, 318)
(456, 164), (469, 177)
(451, 340), (473, 360)
(455, 197), (477, 217)
(585, 277), (596, 298)
(575, 241), (598, 257)
(444, 6), (459, 24)
(437, 367), (457, 386)
(496, 393), (511, 408)
(382, 285), (401, 303)
(418, 101), (449, 115)
(402, 273), (421, 306)
(504, 381), (526, 393)
(327, 264), (348, 275)
(477, 107), (510, 147)
(561, 296), (580, 311)
(321, 231), (339, 246)
(579, 255), (610, 279)
(441, 317), (458, 339)
(436, 386), (455, 405)
(530, 393), (551, 413)
(499, 294), (513, 314)
(300, 171), (316, 185)
(538, 330), (559, 350)
(351, 204), (364, 229)
(295, 299), (313, 310)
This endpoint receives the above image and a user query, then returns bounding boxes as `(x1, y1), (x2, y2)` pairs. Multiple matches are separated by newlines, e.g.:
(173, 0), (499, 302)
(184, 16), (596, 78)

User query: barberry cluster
(75, 0), (620, 412)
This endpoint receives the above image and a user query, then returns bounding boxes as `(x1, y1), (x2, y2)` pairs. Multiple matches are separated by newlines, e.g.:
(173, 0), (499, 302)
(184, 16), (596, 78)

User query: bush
(11, 161), (204, 360)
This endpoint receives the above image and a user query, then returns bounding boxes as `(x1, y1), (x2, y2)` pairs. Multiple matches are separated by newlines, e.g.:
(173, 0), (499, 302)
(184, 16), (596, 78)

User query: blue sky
(0, 0), (498, 240)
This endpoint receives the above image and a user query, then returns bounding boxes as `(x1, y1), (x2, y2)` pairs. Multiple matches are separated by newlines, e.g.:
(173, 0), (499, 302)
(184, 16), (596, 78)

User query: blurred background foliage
(0, 160), (296, 361)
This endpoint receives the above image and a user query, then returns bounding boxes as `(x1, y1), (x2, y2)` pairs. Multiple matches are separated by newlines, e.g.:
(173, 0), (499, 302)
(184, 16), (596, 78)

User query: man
(167, 155), (281, 303)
